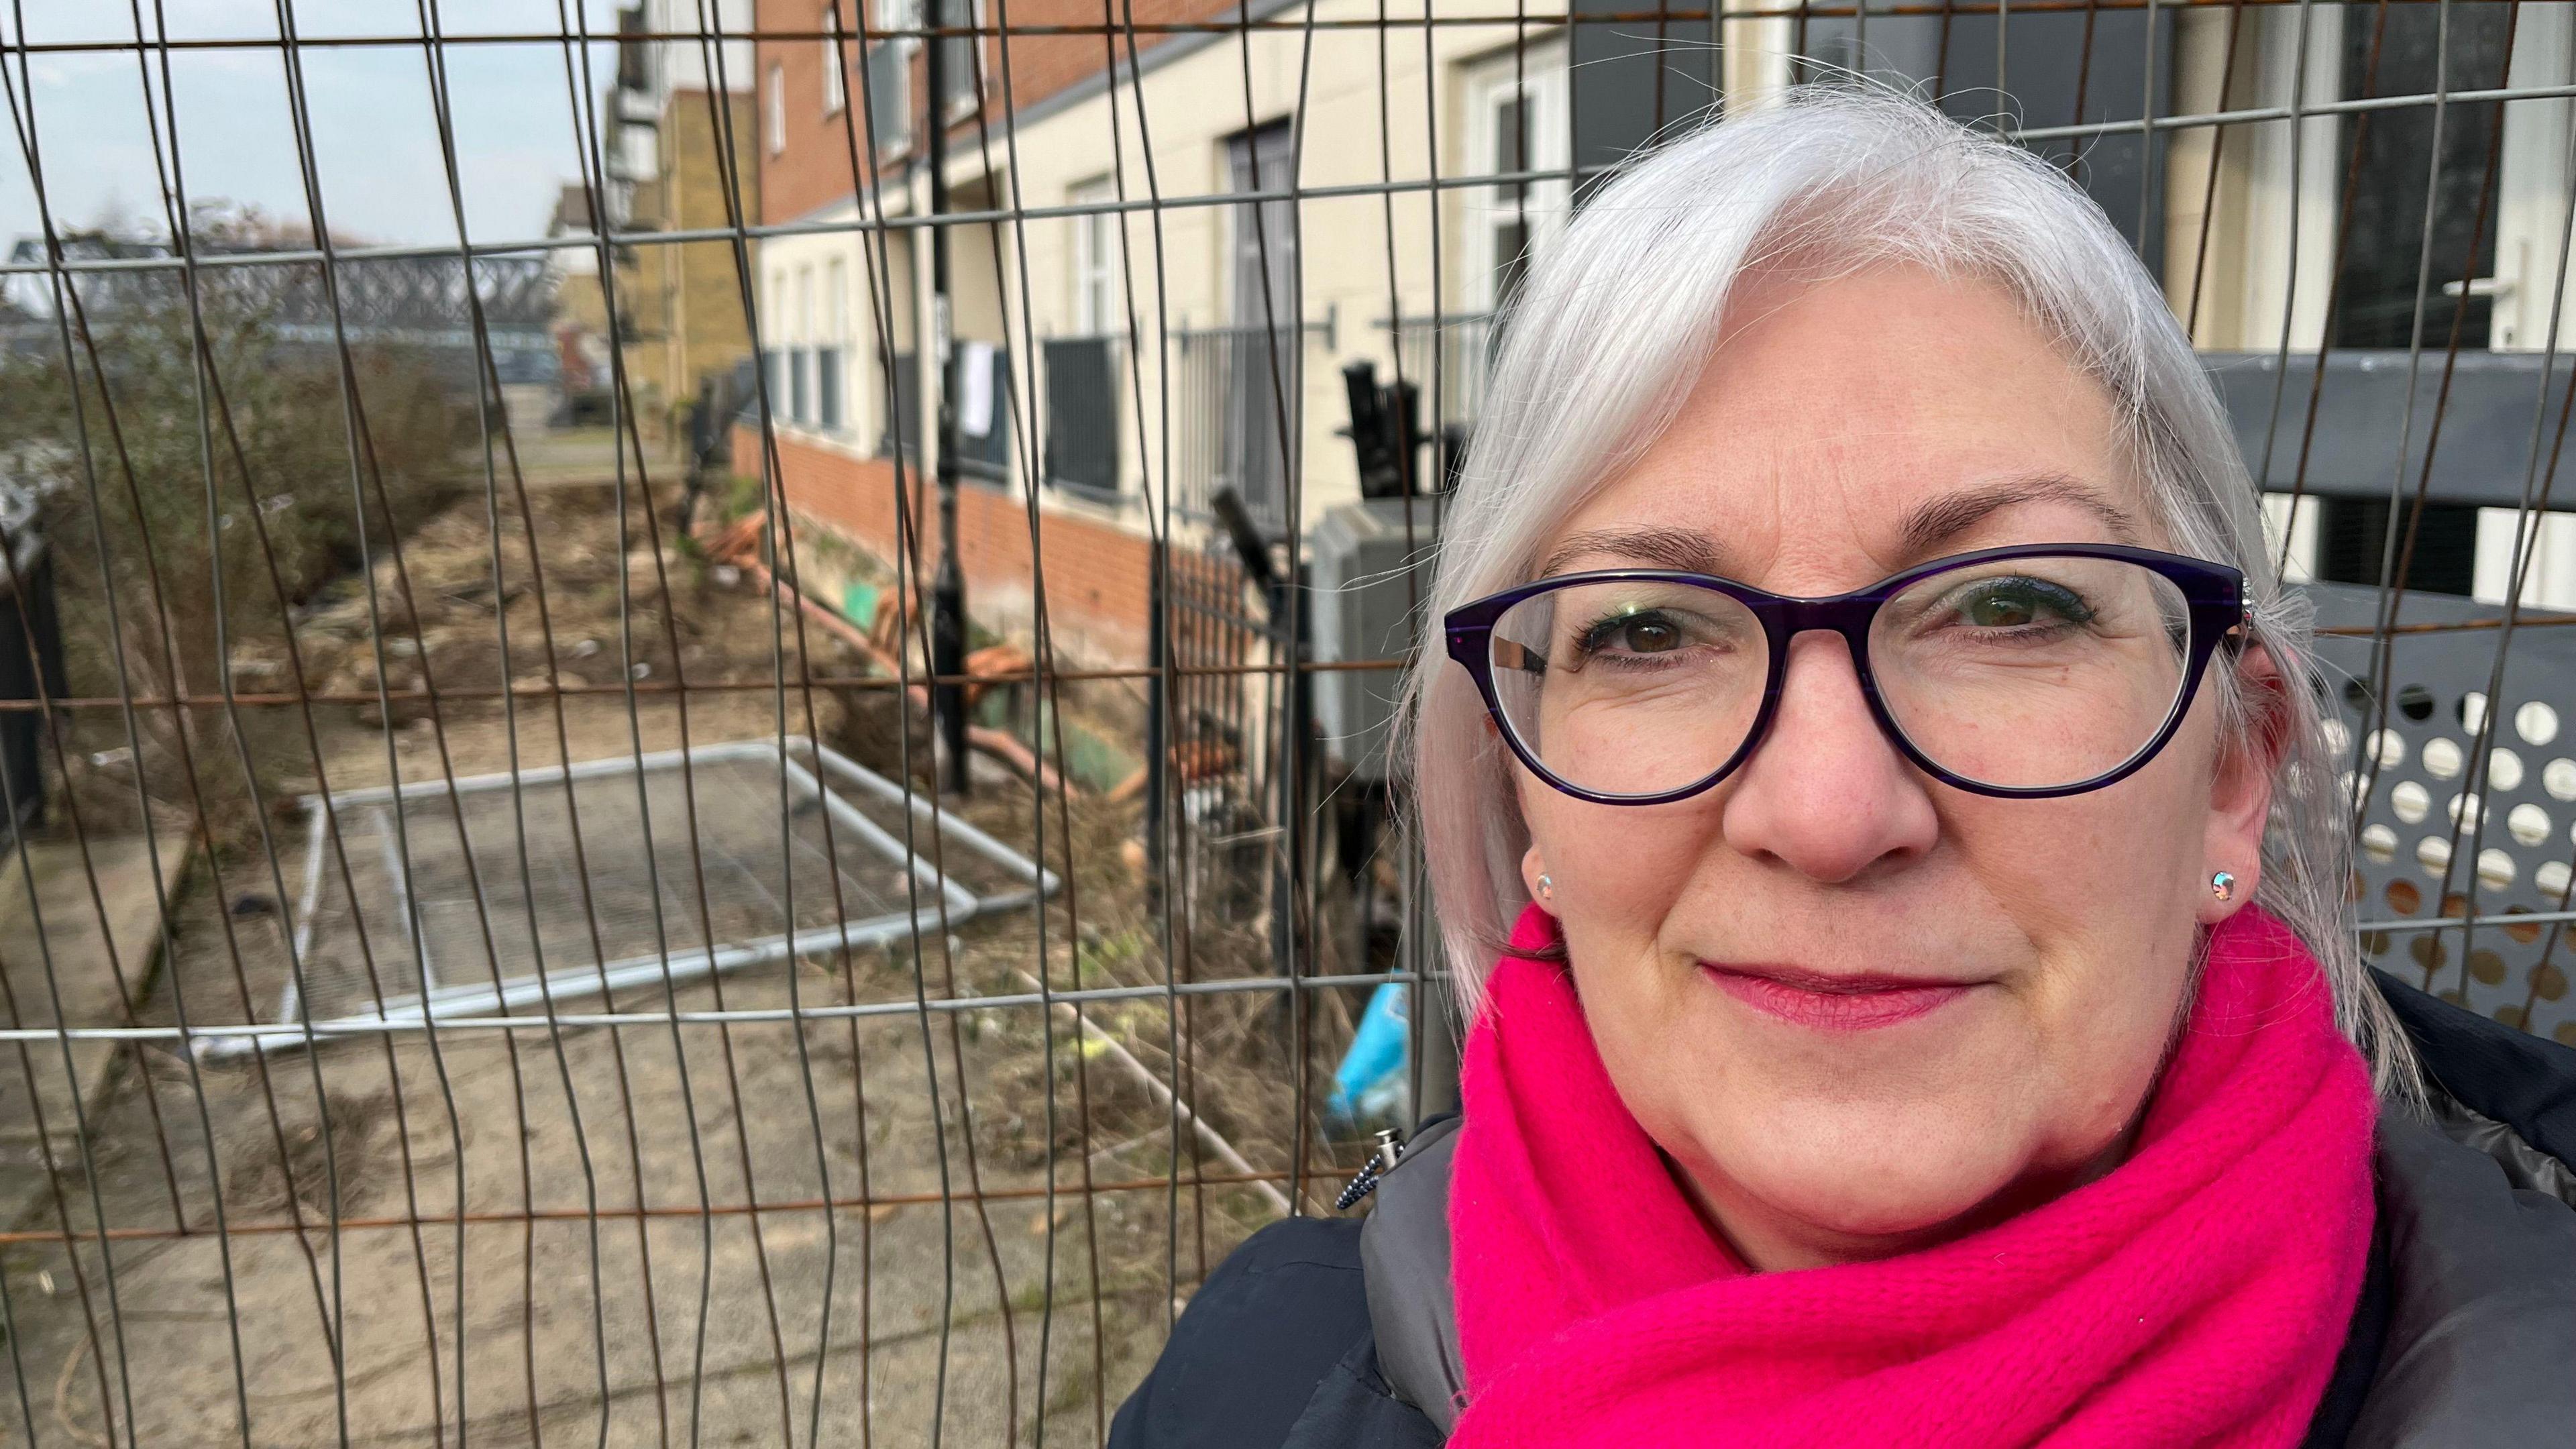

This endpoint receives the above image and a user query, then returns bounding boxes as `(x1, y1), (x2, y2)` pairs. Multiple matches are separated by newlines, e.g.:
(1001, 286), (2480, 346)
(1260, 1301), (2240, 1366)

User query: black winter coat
(1109, 970), (2576, 1448)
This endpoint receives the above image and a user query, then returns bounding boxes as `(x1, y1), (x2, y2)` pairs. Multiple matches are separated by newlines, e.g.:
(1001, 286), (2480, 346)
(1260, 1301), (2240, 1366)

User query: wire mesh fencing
(0, 1), (2574, 1445)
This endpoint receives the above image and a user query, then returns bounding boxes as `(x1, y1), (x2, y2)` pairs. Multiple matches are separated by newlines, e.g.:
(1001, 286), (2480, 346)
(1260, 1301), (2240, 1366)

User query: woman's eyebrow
(1539, 526), (1727, 577)
(1896, 474), (2139, 557)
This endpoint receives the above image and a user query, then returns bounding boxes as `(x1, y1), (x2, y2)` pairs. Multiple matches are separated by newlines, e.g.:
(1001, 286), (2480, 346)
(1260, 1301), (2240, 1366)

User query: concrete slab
(0, 829), (188, 1226)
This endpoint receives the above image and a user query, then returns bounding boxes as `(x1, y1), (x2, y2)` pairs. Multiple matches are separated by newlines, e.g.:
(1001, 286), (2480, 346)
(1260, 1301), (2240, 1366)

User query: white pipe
(1013, 969), (1293, 1215)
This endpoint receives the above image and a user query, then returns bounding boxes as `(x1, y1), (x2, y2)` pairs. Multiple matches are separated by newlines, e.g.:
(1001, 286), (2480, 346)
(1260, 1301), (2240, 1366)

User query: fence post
(1145, 539), (1168, 912)
(928, 0), (971, 797)
(0, 535), (59, 848)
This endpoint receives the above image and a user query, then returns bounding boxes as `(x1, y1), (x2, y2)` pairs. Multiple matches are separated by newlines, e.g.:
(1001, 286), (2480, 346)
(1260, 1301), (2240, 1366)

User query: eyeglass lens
(1485, 555), (2195, 797)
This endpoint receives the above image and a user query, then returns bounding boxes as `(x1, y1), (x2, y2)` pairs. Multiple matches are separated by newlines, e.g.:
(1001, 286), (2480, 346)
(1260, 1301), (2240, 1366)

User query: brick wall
(757, 0), (1244, 225)
(741, 423), (1155, 661)
(758, 0), (873, 225)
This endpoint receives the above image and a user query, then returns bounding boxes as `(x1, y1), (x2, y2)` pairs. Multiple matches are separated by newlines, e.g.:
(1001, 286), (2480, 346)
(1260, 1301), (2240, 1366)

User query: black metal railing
(1172, 319), (1330, 535)
(1383, 311), (1497, 431)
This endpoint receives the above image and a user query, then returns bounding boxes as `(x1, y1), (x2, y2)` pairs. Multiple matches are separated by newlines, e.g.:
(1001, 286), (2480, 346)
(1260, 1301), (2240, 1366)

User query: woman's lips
(1699, 963), (1976, 1030)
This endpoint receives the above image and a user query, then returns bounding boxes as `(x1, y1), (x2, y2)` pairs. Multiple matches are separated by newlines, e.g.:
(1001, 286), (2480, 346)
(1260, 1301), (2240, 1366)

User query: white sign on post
(959, 340), (996, 437)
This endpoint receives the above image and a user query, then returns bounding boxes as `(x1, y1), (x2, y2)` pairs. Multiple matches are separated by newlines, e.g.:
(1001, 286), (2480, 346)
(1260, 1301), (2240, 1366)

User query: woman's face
(1513, 266), (2275, 1271)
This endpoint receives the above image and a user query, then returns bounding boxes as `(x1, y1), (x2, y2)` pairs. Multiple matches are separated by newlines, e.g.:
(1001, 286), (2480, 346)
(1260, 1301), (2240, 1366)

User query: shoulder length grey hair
(1397, 84), (2422, 1101)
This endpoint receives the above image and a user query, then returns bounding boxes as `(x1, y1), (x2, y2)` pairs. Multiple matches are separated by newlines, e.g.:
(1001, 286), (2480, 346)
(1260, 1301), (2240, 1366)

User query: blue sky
(2, 1), (627, 250)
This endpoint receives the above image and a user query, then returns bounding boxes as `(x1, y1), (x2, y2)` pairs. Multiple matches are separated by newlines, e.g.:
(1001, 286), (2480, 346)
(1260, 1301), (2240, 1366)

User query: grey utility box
(1308, 498), (1444, 781)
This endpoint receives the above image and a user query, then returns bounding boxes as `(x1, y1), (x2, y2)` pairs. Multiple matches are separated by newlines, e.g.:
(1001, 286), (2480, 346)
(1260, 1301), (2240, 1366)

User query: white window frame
(1070, 175), (1119, 335)
(1461, 39), (1569, 313)
(2471, 13), (2576, 606)
(939, 0), (986, 121)
(2490, 11), (2576, 354)
(821, 5), (847, 115)
(875, 0), (927, 156)
(875, 0), (918, 50)
(766, 61), (786, 154)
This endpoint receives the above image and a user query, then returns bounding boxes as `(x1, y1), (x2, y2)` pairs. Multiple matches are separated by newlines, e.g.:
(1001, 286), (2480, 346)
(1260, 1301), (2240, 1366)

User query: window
(764, 270), (789, 419)
(766, 62), (786, 154)
(866, 0), (915, 154)
(1462, 41), (1568, 314)
(818, 348), (844, 431)
(1070, 176), (1118, 335)
(823, 258), (849, 431)
(2311, 5), (2512, 597)
(936, 0), (983, 119)
(1044, 336), (1120, 494)
(793, 266), (816, 425)
(1222, 121), (1298, 530)
(821, 5), (847, 115)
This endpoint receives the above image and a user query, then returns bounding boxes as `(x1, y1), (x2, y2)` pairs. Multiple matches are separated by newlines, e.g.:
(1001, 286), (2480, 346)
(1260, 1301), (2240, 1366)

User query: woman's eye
(1580, 611), (1684, 655)
(1953, 579), (2088, 629)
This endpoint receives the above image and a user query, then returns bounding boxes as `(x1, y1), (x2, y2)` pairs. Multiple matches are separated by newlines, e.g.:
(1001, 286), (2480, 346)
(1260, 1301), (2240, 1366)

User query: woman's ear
(1521, 843), (1551, 907)
(2202, 641), (2286, 924)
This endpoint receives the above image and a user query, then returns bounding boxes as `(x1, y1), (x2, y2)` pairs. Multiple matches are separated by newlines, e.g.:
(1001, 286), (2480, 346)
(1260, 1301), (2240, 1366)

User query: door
(2318, 3), (2518, 596)
(1226, 120), (1299, 532)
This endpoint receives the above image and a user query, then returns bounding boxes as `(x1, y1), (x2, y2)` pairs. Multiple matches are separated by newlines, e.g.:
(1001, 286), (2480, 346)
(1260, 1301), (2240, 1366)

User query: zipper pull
(1334, 1127), (1408, 1210)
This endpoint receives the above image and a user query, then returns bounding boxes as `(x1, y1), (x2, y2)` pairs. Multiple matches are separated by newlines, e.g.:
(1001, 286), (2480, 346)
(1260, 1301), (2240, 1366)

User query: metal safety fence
(0, 2), (2572, 1446)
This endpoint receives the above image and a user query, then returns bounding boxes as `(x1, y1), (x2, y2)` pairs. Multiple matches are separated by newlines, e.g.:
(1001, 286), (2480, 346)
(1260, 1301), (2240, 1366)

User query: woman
(1112, 88), (2576, 1448)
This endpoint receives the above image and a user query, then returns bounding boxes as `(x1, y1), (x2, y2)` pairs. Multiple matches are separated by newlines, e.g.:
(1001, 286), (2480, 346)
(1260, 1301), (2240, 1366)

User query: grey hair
(1398, 84), (2422, 1103)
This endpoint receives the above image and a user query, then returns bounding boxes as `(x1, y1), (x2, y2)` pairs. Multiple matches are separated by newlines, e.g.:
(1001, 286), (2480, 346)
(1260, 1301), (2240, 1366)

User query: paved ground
(0, 830), (189, 1232)
(0, 792), (1297, 1448)
(502, 427), (688, 493)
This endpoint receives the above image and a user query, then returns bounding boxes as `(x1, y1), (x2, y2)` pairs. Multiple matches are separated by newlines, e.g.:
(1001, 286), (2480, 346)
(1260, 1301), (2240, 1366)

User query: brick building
(739, 0), (1629, 665)
(602, 1), (764, 444)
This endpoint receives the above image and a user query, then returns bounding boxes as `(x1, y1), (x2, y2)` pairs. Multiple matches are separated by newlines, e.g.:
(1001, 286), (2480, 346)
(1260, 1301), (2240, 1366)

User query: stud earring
(2210, 871), (2237, 903)
(1537, 873), (1554, 900)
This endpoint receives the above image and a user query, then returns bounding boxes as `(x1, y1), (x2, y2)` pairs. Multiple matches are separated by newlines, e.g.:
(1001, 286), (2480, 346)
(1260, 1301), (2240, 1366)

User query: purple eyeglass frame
(1442, 541), (2249, 804)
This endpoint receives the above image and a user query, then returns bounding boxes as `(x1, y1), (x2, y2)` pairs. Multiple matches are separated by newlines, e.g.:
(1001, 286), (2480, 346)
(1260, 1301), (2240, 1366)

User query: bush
(0, 248), (464, 841)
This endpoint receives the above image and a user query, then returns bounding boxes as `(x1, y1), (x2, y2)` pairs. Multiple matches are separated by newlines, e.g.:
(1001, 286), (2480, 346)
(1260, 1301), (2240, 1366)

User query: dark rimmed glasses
(1443, 543), (2248, 803)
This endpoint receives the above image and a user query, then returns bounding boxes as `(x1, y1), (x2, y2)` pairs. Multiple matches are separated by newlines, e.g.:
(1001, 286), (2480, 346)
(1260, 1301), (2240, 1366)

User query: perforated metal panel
(2308, 582), (2576, 1045)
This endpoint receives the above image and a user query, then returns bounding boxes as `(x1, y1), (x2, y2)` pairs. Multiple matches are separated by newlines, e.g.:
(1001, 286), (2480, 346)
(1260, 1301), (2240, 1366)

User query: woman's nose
(1719, 631), (1940, 883)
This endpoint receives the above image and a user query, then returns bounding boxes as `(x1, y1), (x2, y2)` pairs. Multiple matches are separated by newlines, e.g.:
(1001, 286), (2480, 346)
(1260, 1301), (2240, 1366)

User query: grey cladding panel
(2209, 351), (2576, 507)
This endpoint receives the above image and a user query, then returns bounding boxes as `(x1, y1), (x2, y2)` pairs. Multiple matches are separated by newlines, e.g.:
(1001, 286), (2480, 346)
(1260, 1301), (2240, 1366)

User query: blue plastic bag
(1327, 981), (1411, 1128)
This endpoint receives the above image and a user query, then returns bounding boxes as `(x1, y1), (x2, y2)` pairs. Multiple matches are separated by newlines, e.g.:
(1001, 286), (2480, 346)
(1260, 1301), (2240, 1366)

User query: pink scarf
(1448, 904), (2377, 1448)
